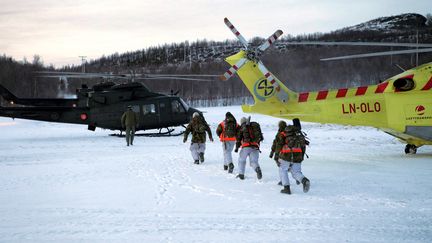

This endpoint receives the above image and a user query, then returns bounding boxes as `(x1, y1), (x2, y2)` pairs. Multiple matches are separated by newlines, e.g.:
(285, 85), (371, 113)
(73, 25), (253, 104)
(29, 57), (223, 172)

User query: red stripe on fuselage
(336, 88), (348, 98)
(298, 93), (309, 102)
(421, 76), (432, 90)
(355, 86), (368, 96)
(375, 82), (389, 93)
(316, 90), (328, 100)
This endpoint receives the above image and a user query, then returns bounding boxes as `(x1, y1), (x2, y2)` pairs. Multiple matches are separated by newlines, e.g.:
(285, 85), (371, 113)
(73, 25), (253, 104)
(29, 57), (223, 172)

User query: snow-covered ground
(1, 106), (431, 242)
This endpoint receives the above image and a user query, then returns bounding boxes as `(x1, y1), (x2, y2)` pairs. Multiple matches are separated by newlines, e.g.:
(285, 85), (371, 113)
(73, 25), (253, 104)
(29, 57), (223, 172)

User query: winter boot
(228, 163), (234, 173)
(236, 174), (245, 180)
(277, 181), (282, 186)
(255, 167), (262, 180)
(296, 180), (300, 185)
(199, 152), (205, 163)
(194, 160), (199, 164)
(280, 185), (291, 194)
(224, 165), (228, 171)
(302, 177), (310, 193)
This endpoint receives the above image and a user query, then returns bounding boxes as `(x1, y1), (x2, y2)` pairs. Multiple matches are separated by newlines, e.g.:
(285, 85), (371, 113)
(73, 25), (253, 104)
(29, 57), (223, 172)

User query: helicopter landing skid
(110, 128), (184, 137)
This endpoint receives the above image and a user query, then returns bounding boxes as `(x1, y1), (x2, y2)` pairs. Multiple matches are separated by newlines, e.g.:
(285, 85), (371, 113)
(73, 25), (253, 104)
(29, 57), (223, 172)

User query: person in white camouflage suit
(183, 112), (213, 164)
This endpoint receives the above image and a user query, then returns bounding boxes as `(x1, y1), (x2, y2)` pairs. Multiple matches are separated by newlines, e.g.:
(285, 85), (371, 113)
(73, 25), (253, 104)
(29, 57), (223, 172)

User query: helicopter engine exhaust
(393, 78), (415, 91)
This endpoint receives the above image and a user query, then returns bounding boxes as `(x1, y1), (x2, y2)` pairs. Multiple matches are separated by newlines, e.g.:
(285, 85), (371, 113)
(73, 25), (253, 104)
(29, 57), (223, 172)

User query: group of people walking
(121, 106), (310, 194)
(183, 111), (311, 195)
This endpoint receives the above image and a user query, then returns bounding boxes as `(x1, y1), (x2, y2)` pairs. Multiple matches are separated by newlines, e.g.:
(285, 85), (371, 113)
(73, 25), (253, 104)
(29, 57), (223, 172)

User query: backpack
(192, 117), (208, 134)
(223, 119), (238, 138)
(248, 121), (263, 143)
(283, 125), (308, 162)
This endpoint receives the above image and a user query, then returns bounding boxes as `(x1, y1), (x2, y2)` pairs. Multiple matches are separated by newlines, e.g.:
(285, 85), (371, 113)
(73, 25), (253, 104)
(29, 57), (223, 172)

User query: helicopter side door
(158, 100), (171, 127)
(170, 99), (188, 124)
(142, 103), (159, 130)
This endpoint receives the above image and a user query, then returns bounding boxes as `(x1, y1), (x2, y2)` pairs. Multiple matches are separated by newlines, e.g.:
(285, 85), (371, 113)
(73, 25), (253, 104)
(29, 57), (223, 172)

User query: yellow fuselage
(227, 51), (432, 146)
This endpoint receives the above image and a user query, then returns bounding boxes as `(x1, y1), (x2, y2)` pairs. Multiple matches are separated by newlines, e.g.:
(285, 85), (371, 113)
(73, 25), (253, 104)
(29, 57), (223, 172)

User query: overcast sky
(0, 0), (430, 67)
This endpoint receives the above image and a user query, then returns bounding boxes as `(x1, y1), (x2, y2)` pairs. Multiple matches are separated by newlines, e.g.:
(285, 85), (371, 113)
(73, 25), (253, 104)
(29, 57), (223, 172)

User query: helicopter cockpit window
(172, 100), (186, 114)
(179, 98), (189, 111)
(143, 104), (156, 115)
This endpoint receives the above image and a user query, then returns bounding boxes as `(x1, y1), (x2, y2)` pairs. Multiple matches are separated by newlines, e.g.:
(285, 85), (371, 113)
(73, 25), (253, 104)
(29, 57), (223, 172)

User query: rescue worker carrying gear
(121, 105), (139, 146)
(216, 112), (239, 173)
(184, 112), (213, 164)
(274, 124), (310, 194)
(235, 116), (263, 180)
(270, 120), (294, 186)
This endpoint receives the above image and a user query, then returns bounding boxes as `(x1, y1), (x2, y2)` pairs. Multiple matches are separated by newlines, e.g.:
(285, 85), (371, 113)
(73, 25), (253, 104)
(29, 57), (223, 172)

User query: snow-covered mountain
(337, 13), (427, 33)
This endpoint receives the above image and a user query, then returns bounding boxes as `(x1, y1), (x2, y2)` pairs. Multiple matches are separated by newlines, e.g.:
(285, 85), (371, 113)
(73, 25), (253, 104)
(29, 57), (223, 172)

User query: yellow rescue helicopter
(220, 18), (432, 154)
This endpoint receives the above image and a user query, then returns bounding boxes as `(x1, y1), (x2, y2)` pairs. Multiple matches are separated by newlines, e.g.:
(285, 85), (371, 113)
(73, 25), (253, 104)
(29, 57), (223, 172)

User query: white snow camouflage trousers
(190, 143), (206, 161)
(222, 141), (235, 165)
(279, 159), (305, 186)
(238, 147), (260, 175)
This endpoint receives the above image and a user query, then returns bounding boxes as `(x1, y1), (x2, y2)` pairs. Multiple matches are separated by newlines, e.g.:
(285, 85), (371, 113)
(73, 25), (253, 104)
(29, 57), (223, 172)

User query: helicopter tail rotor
(220, 18), (288, 102)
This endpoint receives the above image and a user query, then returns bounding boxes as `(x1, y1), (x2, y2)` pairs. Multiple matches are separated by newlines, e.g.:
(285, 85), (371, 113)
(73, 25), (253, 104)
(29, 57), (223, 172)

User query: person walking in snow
(234, 117), (263, 180)
(121, 105), (139, 146)
(183, 112), (213, 164)
(270, 120), (289, 186)
(274, 124), (310, 194)
(216, 112), (239, 173)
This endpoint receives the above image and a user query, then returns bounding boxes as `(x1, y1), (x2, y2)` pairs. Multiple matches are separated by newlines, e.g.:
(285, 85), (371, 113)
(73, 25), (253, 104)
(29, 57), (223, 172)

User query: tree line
(1, 13), (432, 107)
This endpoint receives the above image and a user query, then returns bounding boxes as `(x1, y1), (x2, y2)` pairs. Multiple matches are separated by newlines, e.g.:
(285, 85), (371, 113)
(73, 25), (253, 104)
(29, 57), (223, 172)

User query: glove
(183, 138), (187, 143)
(234, 147), (239, 153)
(269, 151), (274, 158)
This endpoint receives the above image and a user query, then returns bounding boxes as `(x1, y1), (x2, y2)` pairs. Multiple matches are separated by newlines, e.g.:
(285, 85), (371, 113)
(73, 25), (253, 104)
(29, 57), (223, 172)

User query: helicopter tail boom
(0, 84), (78, 107)
(0, 105), (89, 125)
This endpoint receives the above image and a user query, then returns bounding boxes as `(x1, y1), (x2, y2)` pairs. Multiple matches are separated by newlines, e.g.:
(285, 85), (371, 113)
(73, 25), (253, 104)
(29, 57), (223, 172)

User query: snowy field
(0, 106), (431, 242)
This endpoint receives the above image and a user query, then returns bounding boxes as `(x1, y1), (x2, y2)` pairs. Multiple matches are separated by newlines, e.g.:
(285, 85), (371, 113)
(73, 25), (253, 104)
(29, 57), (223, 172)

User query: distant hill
(1, 13), (432, 106)
(339, 13), (427, 32)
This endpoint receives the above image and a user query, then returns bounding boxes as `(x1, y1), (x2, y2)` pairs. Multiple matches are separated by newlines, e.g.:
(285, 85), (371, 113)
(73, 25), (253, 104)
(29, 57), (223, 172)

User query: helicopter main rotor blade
(224, 17), (249, 48)
(134, 77), (216, 82)
(36, 71), (220, 79)
(277, 41), (432, 48)
(220, 58), (248, 81)
(144, 74), (220, 77)
(258, 30), (284, 52)
(321, 48), (432, 61)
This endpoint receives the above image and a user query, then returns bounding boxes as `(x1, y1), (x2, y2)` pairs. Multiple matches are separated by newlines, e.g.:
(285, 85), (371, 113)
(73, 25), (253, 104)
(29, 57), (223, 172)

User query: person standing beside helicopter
(121, 105), (139, 146)
(216, 112), (239, 173)
(183, 112), (213, 164)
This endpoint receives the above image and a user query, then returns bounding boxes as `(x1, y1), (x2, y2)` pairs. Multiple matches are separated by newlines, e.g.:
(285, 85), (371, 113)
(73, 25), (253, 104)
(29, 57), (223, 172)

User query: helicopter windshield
(172, 100), (187, 113)
(178, 98), (189, 111)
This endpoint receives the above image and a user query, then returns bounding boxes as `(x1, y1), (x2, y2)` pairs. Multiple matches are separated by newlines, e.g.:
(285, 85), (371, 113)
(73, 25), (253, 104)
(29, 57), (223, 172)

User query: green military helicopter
(0, 72), (215, 135)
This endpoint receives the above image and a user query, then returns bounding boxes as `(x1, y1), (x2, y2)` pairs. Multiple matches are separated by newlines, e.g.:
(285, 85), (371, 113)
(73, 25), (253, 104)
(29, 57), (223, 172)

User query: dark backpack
(248, 121), (263, 143)
(223, 119), (238, 138)
(284, 125), (309, 162)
